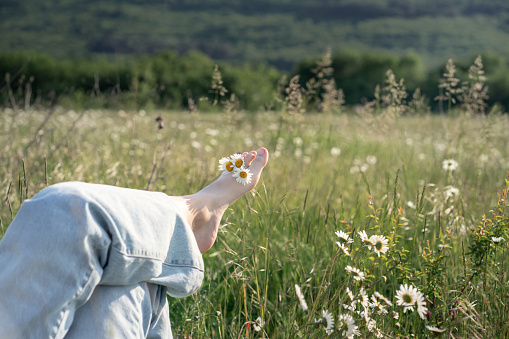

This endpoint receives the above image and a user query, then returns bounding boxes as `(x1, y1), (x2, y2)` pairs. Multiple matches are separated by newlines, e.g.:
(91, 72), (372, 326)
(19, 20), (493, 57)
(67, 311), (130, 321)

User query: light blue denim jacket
(0, 182), (204, 338)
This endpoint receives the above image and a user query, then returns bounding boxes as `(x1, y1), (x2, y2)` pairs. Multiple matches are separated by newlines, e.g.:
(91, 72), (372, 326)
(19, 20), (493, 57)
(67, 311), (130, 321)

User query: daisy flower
(345, 265), (365, 281)
(295, 284), (308, 311)
(315, 310), (334, 335)
(492, 236), (504, 243)
(218, 157), (235, 173)
(445, 186), (460, 199)
(343, 300), (357, 312)
(370, 235), (389, 256)
(415, 289), (428, 320)
(366, 317), (376, 332)
(370, 295), (388, 315)
(330, 147), (341, 156)
(442, 159), (458, 171)
(358, 230), (374, 248)
(359, 288), (369, 309)
(232, 167), (253, 185)
(336, 242), (350, 256)
(253, 317), (264, 332)
(374, 291), (392, 307)
(230, 153), (245, 169)
(346, 287), (355, 302)
(335, 230), (354, 244)
(373, 326), (384, 338)
(338, 314), (359, 338)
(395, 284), (419, 313)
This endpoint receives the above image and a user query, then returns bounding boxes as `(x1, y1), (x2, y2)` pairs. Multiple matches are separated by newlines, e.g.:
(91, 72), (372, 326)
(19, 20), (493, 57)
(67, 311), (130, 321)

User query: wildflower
(218, 157), (235, 173)
(232, 167), (252, 185)
(338, 314), (359, 338)
(366, 317), (376, 332)
(253, 317), (264, 332)
(359, 288), (369, 309)
(343, 300), (357, 312)
(373, 326), (384, 338)
(492, 236), (504, 243)
(346, 287), (355, 302)
(374, 291), (392, 307)
(218, 157), (231, 172)
(337, 242), (350, 256)
(396, 284), (427, 318)
(445, 186), (460, 198)
(336, 230), (354, 244)
(366, 155), (377, 165)
(230, 153), (245, 169)
(395, 284), (419, 313)
(407, 201), (416, 209)
(442, 159), (458, 171)
(370, 295), (388, 315)
(331, 147), (341, 156)
(358, 230), (374, 248)
(370, 235), (389, 256)
(349, 166), (360, 174)
(295, 284), (308, 311)
(426, 325), (446, 336)
(205, 128), (219, 136)
(315, 310), (334, 335)
(415, 290), (428, 320)
(345, 265), (365, 281)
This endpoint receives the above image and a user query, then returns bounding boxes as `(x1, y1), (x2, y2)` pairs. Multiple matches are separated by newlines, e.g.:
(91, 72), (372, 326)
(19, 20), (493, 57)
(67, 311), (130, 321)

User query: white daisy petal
(370, 234), (389, 256)
(232, 167), (252, 185)
(295, 284), (308, 311)
(345, 265), (365, 281)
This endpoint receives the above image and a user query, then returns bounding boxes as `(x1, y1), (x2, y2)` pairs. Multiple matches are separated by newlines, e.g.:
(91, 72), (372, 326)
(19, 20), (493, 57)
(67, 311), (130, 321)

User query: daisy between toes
(218, 153), (253, 185)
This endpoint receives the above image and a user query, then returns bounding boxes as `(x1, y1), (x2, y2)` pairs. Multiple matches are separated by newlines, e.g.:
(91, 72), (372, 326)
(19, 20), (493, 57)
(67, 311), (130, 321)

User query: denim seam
(111, 247), (204, 271)
(162, 262), (204, 272)
(112, 246), (166, 261)
(51, 267), (97, 339)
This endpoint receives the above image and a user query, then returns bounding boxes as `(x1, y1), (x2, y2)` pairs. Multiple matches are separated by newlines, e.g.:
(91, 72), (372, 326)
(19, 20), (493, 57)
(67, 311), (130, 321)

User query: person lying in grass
(0, 147), (269, 338)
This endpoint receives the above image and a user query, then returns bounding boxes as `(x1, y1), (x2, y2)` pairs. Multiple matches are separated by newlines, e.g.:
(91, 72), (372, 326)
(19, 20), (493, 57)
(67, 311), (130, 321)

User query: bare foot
(171, 147), (269, 253)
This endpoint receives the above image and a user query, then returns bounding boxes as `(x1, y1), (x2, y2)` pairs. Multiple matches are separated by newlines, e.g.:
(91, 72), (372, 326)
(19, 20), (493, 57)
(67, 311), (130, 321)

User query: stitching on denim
(51, 267), (99, 339)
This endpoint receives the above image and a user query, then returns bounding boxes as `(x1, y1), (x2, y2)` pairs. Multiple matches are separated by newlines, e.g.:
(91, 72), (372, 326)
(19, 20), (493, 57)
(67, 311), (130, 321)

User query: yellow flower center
(240, 171), (248, 178)
(403, 294), (413, 304)
(235, 158), (243, 167)
(226, 162), (234, 171)
(375, 241), (383, 251)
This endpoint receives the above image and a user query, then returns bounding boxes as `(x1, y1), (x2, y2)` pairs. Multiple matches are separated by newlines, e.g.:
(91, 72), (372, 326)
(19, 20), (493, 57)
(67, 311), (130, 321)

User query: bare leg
(170, 147), (269, 253)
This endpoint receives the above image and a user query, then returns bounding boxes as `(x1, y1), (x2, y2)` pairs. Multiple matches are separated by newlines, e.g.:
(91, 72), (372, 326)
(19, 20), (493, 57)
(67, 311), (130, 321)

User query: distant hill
(2, 0), (509, 70)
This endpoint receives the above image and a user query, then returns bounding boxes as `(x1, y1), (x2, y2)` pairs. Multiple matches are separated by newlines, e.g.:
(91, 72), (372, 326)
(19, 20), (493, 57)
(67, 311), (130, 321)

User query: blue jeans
(0, 182), (204, 338)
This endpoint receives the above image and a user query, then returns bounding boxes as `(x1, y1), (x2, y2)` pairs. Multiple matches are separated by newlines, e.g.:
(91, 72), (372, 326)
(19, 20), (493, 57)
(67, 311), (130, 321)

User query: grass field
(1, 107), (508, 338)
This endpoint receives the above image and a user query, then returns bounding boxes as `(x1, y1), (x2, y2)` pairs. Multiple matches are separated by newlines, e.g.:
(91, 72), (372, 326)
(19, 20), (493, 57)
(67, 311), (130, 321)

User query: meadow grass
(0, 107), (508, 338)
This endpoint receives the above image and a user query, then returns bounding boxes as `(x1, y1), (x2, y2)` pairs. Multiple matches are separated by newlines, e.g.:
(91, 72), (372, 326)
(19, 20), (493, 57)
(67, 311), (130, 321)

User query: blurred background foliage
(2, 50), (509, 112)
(2, 0), (509, 69)
(2, 0), (509, 111)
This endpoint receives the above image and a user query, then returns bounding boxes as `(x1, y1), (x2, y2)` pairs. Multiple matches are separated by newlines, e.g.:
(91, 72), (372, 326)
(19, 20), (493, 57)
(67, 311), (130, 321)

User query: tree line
(1, 50), (508, 113)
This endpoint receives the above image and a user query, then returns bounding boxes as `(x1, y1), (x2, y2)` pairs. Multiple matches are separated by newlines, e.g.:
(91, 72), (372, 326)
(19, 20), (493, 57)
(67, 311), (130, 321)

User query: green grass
(1, 108), (508, 338)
